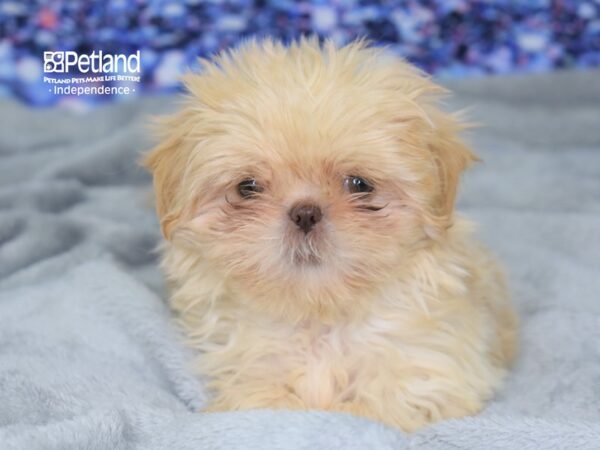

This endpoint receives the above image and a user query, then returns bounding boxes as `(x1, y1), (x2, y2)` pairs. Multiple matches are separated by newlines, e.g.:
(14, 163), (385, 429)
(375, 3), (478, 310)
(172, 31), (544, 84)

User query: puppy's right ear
(142, 114), (191, 240)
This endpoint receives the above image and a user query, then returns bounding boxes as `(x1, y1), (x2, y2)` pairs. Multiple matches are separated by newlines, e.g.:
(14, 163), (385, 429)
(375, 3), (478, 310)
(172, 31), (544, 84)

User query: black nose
(289, 203), (322, 234)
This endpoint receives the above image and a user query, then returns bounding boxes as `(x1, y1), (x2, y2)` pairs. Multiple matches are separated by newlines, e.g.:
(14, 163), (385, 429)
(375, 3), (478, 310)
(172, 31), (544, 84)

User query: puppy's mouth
(291, 248), (322, 266)
(284, 231), (327, 267)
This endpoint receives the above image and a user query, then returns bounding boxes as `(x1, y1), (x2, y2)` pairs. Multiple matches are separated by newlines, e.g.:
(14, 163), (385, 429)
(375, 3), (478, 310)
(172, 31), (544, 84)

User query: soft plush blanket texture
(1, 70), (599, 449)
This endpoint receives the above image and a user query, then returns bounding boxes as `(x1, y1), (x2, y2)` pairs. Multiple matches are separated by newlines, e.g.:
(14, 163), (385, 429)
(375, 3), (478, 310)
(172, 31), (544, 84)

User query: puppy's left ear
(141, 112), (192, 240)
(427, 109), (478, 227)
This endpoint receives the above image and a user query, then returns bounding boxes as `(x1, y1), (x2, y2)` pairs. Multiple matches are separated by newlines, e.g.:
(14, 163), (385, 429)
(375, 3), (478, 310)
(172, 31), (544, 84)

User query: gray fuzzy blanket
(1, 71), (599, 449)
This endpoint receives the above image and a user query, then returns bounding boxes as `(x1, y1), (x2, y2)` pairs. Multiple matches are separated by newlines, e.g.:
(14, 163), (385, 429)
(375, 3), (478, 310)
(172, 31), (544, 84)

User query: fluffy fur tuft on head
(143, 38), (515, 431)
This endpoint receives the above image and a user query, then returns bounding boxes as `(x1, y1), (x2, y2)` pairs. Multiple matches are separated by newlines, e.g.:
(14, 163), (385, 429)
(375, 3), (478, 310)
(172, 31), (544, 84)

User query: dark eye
(237, 178), (263, 198)
(343, 176), (374, 194)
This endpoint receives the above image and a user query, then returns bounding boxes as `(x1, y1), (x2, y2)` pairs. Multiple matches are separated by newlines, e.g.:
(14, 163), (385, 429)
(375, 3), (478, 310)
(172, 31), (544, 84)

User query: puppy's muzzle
(289, 203), (322, 234)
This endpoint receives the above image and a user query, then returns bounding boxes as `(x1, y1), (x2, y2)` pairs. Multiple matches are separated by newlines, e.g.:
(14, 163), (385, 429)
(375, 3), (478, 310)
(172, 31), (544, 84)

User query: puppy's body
(145, 39), (516, 431)
(166, 220), (514, 431)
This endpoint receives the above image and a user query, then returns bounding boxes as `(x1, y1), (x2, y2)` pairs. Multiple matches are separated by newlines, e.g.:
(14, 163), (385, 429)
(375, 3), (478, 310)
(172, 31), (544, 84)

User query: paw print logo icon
(44, 52), (65, 73)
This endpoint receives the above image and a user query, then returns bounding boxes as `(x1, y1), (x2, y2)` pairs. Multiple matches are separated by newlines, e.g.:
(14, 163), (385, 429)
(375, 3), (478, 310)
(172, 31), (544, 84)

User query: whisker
(356, 202), (389, 212)
(349, 193), (373, 203)
(224, 195), (242, 210)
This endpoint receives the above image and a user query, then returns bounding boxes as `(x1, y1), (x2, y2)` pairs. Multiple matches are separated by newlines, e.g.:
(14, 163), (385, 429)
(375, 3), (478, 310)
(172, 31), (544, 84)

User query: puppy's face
(145, 40), (475, 320)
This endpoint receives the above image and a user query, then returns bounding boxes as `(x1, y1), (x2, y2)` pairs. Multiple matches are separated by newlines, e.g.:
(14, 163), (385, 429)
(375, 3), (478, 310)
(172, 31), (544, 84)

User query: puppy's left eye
(237, 178), (264, 198)
(343, 176), (374, 194)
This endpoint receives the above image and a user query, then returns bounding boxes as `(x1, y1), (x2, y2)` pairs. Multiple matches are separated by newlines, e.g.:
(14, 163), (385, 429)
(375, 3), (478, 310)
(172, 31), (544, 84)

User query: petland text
(43, 51), (140, 74)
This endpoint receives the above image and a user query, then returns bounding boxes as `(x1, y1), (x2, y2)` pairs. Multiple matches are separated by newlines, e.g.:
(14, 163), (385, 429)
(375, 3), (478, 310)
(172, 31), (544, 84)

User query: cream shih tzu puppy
(144, 38), (516, 432)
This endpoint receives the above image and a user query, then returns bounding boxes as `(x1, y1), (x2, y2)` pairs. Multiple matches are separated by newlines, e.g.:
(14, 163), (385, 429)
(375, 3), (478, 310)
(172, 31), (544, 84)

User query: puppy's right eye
(237, 178), (263, 198)
(343, 176), (374, 194)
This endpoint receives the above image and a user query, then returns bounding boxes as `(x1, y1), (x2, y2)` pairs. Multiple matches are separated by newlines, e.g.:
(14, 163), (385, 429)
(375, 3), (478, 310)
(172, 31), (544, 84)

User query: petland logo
(44, 51), (140, 74)
(43, 50), (141, 99)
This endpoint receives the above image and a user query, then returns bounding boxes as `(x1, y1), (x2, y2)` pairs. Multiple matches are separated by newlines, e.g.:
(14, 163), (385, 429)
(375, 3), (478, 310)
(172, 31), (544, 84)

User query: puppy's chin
(290, 249), (322, 267)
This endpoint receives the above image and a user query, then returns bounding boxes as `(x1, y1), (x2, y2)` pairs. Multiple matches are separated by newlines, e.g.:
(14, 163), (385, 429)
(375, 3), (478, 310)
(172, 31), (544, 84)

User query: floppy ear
(427, 109), (478, 226)
(142, 115), (191, 240)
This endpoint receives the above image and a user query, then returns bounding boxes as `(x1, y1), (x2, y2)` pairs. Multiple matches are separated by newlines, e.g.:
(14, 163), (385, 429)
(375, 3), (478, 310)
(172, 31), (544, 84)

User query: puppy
(144, 38), (517, 432)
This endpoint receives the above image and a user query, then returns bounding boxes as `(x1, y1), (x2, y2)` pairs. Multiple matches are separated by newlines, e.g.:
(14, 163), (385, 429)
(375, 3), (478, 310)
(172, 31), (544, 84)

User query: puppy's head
(144, 39), (476, 320)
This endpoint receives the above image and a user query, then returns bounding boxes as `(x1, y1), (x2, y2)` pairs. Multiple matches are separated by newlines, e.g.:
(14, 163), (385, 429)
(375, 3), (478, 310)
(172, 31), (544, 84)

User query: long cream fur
(143, 38), (517, 432)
